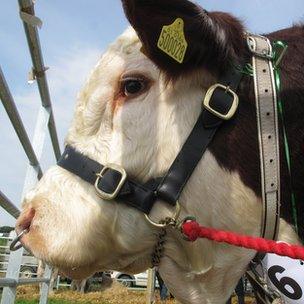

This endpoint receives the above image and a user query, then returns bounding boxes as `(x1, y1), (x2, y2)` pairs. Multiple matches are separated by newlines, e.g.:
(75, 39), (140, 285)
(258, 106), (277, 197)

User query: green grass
(16, 300), (93, 304)
(16, 301), (110, 304)
(7, 299), (79, 304)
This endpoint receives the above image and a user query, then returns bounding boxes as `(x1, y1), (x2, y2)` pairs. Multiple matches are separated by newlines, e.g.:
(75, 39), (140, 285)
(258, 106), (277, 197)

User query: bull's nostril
(16, 207), (36, 232)
(13, 207), (35, 252)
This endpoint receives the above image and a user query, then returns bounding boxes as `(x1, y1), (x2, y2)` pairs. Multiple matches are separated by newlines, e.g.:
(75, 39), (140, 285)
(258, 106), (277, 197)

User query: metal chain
(151, 217), (178, 267)
(151, 227), (167, 267)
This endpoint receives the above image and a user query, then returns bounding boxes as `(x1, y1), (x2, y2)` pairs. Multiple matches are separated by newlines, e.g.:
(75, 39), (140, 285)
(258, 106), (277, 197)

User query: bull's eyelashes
(120, 74), (150, 98)
(112, 74), (151, 113)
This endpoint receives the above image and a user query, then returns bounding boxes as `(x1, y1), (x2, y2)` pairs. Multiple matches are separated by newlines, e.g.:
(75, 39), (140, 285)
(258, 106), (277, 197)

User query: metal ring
(144, 201), (181, 228)
(10, 229), (28, 251)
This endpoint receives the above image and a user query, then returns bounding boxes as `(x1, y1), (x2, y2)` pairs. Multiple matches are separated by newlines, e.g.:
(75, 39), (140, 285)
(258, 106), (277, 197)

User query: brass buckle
(203, 84), (239, 120)
(94, 164), (127, 200)
(144, 201), (181, 228)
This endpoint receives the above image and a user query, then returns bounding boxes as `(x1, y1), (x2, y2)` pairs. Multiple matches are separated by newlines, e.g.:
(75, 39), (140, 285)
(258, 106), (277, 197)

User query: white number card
(262, 253), (304, 304)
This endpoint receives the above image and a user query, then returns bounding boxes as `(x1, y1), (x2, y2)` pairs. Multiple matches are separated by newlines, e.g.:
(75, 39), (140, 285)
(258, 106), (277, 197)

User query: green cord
(235, 63), (254, 76)
(273, 41), (298, 233)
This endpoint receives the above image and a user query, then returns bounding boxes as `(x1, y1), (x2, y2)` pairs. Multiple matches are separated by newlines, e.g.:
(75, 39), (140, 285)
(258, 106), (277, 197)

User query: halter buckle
(203, 84), (239, 120)
(94, 164), (127, 200)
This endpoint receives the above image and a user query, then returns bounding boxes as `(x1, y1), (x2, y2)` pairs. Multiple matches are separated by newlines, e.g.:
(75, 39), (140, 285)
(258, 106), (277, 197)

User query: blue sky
(1, 0), (303, 226)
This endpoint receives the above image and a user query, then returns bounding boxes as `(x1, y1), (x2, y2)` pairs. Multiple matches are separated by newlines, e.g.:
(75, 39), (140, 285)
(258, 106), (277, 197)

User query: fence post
(18, 0), (61, 161)
(0, 0), (62, 302)
(146, 268), (156, 304)
(0, 75), (52, 304)
(39, 264), (52, 304)
(0, 234), (24, 304)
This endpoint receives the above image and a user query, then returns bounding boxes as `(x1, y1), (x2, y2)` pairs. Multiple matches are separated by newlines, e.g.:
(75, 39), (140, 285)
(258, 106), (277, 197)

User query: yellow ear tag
(157, 18), (188, 64)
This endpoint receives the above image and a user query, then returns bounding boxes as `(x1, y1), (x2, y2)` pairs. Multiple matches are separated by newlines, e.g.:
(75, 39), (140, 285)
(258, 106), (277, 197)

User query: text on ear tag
(157, 18), (188, 64)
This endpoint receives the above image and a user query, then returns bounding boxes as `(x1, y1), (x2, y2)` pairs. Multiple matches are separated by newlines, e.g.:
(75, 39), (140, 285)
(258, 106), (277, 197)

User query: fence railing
(0, 235), (39, 279)
(0, 0), (61, 303)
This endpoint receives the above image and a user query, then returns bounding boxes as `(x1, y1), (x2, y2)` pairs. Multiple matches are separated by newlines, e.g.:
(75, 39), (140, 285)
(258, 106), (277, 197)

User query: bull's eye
(122, 78), (147, 97)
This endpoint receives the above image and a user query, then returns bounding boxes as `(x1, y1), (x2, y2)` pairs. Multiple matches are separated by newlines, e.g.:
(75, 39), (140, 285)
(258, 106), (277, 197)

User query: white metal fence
(0, 235), (39, 279)
(0, 0), (61, 303)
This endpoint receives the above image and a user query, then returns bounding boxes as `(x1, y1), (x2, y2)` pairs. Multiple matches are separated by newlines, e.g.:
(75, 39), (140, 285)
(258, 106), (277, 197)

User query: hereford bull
(14, 0), (303, 303)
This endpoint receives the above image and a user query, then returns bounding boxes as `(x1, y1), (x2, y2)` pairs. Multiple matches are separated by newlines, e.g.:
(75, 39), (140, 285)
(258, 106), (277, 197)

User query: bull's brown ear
(122, 0), (245, 77)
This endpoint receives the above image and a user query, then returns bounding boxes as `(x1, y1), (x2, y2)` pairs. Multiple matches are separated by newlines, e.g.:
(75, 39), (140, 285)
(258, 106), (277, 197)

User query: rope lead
(181, 219), (304, 260)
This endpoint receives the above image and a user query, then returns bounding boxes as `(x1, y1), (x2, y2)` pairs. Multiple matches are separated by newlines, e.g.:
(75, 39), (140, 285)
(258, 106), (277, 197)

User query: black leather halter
(58, 65), (243, 216)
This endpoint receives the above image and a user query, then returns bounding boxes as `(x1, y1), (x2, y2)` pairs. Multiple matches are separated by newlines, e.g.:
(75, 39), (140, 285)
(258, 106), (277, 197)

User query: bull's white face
(17, 28), (209, 279)
(15, 23), (301, 304)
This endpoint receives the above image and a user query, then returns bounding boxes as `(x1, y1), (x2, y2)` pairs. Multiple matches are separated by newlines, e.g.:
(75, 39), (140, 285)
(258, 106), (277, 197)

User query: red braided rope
(182, 220), (304, 260)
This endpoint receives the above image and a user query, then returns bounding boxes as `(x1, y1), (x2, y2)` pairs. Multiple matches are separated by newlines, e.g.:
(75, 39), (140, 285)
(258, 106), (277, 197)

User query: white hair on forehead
(108, 26), (141, 54)
(65, 26), (144, 140)
(79, 26), (141, 100)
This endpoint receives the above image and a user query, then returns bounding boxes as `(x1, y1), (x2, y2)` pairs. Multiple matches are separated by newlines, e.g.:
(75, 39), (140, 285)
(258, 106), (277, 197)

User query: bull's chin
(112, 255), (151, 275)
(59, 264), (98, 280)
(60, 257), (148, 280)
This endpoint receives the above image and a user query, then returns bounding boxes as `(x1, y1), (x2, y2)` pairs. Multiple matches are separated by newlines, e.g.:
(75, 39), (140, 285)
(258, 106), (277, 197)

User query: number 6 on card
(262, 254), (304, 303)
